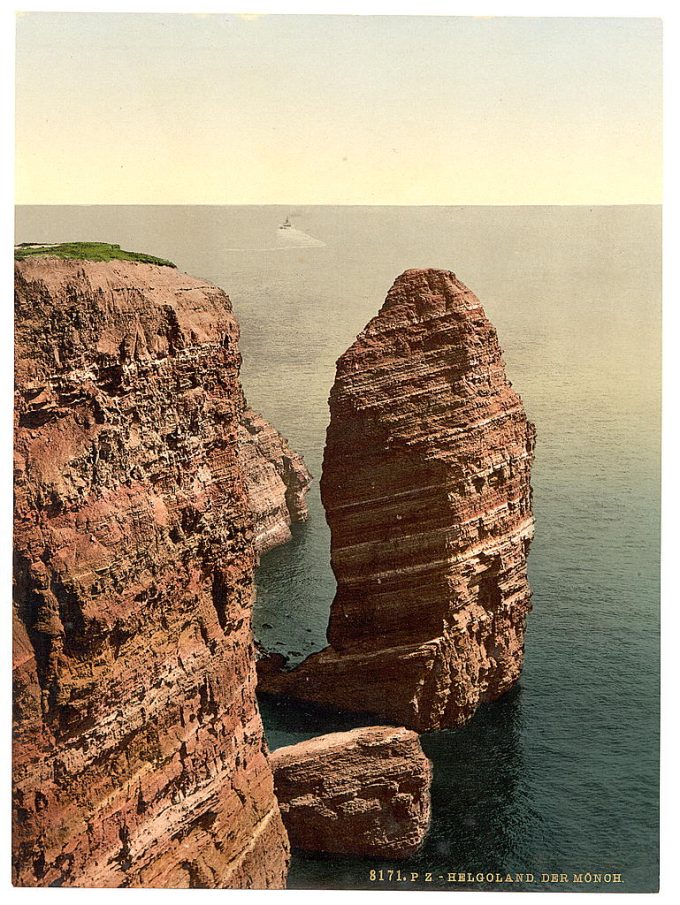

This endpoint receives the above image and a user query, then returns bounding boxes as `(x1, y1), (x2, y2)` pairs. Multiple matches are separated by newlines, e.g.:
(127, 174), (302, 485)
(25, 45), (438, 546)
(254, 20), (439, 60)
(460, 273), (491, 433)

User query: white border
(2, 3), (676, 903)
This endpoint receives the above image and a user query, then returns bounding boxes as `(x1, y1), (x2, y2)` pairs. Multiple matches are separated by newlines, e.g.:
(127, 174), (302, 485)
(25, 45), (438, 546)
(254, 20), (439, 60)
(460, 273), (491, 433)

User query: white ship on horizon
(275, 217), (325, 248)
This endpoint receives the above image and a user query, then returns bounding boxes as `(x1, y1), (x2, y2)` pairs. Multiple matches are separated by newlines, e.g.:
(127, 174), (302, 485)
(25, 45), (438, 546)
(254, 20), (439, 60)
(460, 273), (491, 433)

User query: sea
(14, 205), (661, 892)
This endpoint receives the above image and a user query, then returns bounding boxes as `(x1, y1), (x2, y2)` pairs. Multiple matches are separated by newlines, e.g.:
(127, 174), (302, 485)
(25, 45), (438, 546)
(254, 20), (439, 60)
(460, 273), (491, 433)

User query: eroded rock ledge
(13, 258), (290, 887)
(258, 268), (536, 732)
(239, 409), (311, 556)
(269, 726), (431, 858)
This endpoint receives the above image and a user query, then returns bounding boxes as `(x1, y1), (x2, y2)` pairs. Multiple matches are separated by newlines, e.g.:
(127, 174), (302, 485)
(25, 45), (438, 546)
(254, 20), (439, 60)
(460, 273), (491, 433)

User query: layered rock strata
(258, 268), (535, 732)
(238, 409), (311, 556)
(269, 726), (431, 858)
(13, 258), (289, 887)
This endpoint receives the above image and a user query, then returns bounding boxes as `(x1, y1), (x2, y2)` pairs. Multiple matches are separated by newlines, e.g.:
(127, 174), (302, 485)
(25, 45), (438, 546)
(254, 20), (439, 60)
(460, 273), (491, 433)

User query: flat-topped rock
(269, 726), (431, 858)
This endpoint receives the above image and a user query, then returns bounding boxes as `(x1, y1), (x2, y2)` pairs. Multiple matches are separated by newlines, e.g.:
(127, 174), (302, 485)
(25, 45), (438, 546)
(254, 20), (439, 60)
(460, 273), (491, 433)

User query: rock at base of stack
(13, 258), (289, 888)
(258, 268), (536, 732)
(238, 409), (312, 556)
(269, 726), (431, 858)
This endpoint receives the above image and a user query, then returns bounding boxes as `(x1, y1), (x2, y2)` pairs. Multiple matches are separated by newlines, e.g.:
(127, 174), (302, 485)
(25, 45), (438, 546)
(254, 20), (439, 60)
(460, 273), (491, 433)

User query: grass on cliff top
(14, 242), (176, 268)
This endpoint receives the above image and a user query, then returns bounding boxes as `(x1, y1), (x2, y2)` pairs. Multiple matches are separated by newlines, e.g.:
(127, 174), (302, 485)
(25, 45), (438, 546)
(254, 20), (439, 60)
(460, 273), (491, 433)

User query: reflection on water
(15, 205), (660, 892)
(253, 506), (331, 663)
(419, 690), (527, 879)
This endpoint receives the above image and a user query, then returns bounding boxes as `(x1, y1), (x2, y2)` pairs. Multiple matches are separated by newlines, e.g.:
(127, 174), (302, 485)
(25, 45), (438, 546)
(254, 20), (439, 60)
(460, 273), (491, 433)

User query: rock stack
(258, 269), (535, 732)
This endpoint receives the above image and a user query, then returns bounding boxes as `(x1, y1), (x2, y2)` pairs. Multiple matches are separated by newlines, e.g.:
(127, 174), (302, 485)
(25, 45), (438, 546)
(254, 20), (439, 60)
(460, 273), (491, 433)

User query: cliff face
(238, 409), (311, 556)
(258, 269), (535, 732)
(13, 258), (289, 887)
(270, 727), (431, 858)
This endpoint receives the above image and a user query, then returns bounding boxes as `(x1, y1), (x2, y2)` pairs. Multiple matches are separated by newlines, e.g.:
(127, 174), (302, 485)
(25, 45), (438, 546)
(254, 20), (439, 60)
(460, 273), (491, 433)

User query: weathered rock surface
(258, 268), (535, 732)
(238, 408), (311, 556)
(13, 257), (289, 887)
(269, 726), (431, 858)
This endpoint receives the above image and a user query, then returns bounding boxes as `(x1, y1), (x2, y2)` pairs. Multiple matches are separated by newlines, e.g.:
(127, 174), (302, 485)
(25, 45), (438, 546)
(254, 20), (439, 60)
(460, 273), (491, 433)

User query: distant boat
(275, 218), (326, 248)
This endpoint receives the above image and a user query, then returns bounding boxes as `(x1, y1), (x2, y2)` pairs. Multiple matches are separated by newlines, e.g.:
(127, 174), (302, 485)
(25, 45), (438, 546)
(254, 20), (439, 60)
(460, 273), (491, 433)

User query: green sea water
(15, 205), (660, 892)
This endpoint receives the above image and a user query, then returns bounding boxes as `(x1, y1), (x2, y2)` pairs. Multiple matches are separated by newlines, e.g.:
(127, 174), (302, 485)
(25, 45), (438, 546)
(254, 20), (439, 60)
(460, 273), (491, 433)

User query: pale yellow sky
(15, 14), (662, 205)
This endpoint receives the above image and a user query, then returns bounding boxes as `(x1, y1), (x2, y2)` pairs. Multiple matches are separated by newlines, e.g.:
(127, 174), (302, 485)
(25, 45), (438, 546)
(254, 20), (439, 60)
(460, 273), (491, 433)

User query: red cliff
(238, 409), (311, 556)
(258, 268), (535, 732)
(13, 257), (290, 887)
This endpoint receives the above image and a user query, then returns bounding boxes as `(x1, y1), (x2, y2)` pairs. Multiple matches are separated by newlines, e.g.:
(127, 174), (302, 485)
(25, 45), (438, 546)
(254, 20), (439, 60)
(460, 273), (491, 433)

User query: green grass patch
(14, 242), (176, 268)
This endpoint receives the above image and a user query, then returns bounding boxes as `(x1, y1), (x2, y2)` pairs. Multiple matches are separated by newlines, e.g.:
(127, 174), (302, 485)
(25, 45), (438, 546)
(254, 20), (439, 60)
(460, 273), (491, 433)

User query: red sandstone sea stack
(258, 268), (536, 732)
(13, 257), (291, 887)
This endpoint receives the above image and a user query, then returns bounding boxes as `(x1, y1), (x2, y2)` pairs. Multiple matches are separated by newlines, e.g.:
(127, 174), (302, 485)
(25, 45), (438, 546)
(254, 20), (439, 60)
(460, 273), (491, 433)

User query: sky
(15, 13), (662, 205)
